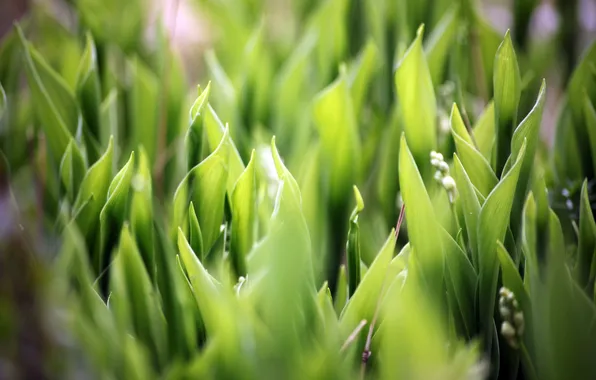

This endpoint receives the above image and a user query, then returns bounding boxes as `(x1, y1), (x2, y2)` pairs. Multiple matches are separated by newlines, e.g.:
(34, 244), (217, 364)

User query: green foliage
(2, 2), (596, 380)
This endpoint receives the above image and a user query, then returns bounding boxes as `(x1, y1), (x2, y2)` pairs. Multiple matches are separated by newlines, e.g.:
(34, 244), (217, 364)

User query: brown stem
(340, 319), (367, 353)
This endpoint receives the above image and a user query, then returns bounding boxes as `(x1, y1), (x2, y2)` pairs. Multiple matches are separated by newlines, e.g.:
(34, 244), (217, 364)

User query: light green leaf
(346, 185), (364, 296)
(203, 105), (245, 193)
(339, 229), (396, 339)
(334, 265), (348, 315)
(399, 135), (443, 296)
(425, 6), (459, 85)
(307, 0), (348, 81)
(99, 151), (135, 272)
(230, 149), (257, 277)
(451, 104), (498, 197)
(348, 39), (379, 118)
(477, 140), (526, 344)
(493, 30), (522, 174)
(172, 129), (229, 253)
(73, 137), (114, 242)
(312, 68), (362, 204)
(509, 80), (547, 236)
(177, 228), (221, 335)
(130, 147), (155, 277)
(395, 25), (437, 177)
(188, 202), (204, 262)
(473, 101), (496, 162)
(185, 82), (211, 170)
(453, 155), (481, 268)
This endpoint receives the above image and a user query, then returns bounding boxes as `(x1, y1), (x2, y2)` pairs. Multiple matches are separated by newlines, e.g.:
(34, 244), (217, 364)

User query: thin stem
(340, 319), (367, 353)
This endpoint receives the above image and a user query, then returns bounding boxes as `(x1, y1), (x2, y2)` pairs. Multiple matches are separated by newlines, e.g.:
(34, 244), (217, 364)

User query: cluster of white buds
(430, 151), (457, 202)
(499, 287), (525, 349)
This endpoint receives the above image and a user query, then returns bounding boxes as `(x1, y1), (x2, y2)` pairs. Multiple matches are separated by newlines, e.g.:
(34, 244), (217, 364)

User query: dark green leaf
(493, 30), (522, 174)
(477, 140), (526, 344)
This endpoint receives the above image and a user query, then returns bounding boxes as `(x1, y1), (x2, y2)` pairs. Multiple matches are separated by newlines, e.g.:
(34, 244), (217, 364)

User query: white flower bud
(439, 161), (450, 173)
(499, 307), (511, 319)
(514, 312), (524, 330)
(501, 321), (516, 340)
(442, 176), (456, 191)
(431, 158), (440, 167)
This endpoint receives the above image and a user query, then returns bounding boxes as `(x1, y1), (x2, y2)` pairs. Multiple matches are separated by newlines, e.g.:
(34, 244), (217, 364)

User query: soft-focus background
(3, 0), (596, 144)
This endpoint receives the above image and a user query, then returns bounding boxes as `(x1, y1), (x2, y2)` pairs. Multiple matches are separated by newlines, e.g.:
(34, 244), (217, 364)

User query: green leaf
(73, 137), (114, 243)
(346, 185), (364, 296)
(312, 68), (362, 204)
(203, 105), (245, 193)
(425, 6), (459, 86)
(99, 89), (119, 147)
(59, 138), (87, 203)
(496, 241), (534, 365)
(339, 229), (397, 339)
(451, 104), (498, 197)
(568, 40), (596, 176)
(348, 39), (379, 118)
(130, 147), (155, 277)
(188, 202), (204, 262)
(99, 151), (135, 273)
(16, 25), (78, 159)
(110, 225), (165, 367)
(177, 228), (221, 335)
(307, 0), (349, 81)
(493, 30), (522, 174)
(185, 82), (212, 170)
(0, 82), (5, 120)
(575, 180), (596, 287)
(154, 218), (198, 360)
(583, 94), (596, 177)
(395, 25), (437, 178)
(453, 155), (481, 268)
(129, 57), (159, 163)
(477, 140), (526, 344)
(172, 128), (229, 253)
(230, 149), (257, 278)
(510, 81), (547, 233)
(473, 101), (496, 162)
(334, 265), (348, 315)
(76, 32), (101, 141)
(442, 226), (476, 338)
(399, 135), (443, 297)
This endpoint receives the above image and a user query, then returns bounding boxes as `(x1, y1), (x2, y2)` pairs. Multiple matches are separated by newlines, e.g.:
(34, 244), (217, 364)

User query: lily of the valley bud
(430, 151), (457, 202)
(498, 287), (525, 349)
